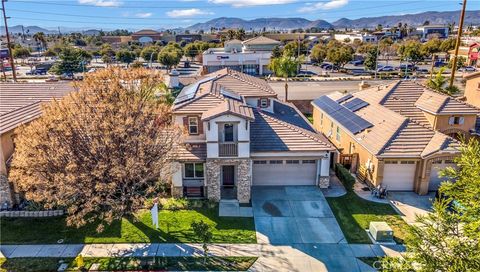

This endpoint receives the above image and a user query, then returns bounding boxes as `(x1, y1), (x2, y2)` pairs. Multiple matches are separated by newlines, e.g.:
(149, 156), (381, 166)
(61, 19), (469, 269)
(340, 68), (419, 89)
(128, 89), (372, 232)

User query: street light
(374, 35), (388, 80)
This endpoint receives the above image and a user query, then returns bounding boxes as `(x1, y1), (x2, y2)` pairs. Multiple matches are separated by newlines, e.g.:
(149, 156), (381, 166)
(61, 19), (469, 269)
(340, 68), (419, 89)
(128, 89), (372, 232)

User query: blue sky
(4, 0), (477, 30)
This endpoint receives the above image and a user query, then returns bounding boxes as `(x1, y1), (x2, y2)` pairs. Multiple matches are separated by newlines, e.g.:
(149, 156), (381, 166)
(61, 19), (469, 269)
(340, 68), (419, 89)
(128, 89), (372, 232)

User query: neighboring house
(463, 71), (480, 109)
(202, 36), (281, 76)
(311, 81), (480, 194)
(171, 68), (334, 203)
(175, 34), (202, 43)
(416, 25), (449, 40)
(0, 82), (75, 206)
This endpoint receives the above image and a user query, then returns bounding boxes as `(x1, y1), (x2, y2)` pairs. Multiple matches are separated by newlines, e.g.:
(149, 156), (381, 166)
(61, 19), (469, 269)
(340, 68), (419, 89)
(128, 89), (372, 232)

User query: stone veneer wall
(318, 176), (330, 188)
(205, 158), (251, 203)
(0, 175), (13, 207)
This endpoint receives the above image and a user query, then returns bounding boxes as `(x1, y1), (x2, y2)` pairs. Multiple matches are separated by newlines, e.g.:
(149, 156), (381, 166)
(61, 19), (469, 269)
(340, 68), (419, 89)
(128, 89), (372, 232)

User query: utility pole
(449, 0), (467, 88)
(1, 0), (17, 82)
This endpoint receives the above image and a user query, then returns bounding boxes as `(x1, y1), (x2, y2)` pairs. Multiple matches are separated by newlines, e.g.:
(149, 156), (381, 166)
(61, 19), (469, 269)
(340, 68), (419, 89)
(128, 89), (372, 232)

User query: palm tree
(268, 56), (302, 101)
(33, 32), (47, 52)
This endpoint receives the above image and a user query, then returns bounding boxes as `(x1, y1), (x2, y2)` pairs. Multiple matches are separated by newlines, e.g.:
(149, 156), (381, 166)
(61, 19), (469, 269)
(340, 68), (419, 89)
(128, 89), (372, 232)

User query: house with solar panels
(170, 68), (335, 203)
(312, 80), (480, 195)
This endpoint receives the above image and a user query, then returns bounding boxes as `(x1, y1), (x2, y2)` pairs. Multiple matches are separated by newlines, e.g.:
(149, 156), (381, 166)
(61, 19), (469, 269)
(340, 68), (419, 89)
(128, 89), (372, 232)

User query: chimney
(167, 69), (180, 88)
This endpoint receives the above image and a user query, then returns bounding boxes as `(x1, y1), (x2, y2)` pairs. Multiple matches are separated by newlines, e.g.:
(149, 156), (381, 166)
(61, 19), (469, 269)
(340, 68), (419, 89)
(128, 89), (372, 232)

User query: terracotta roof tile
(202, 99), (254, 121)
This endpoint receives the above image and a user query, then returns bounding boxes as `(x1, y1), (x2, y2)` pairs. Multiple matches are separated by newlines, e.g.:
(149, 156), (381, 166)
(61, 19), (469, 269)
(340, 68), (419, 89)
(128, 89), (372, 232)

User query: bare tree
(10, 68), (182, 231)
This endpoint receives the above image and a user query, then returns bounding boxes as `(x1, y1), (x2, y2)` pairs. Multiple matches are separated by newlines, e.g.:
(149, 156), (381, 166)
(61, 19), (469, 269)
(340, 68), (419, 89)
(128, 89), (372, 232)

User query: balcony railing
(219, 142), (238, 157)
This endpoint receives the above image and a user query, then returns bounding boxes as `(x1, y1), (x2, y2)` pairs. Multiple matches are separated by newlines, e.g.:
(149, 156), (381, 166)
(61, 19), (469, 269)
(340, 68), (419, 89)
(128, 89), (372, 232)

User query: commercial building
(202, 36), (281, 76)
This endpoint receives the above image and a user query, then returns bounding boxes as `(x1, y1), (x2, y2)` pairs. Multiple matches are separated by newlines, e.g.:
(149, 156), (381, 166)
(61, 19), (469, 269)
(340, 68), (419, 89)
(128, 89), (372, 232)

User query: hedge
(334, 163), (355, 191)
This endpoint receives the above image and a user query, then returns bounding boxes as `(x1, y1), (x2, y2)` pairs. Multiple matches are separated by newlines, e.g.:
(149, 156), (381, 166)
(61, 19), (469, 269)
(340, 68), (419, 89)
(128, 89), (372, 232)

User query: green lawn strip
(0, 206), (256, 244)
(327, 164), (409, 244)
(0, 257), (257, 272)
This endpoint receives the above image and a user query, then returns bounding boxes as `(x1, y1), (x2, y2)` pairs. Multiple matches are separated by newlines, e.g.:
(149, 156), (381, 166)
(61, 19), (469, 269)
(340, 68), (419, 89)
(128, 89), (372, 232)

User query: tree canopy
(49, 47), (92, 74)
(10, 68), (183, 231)
(158, 43), (183, 70)
(397, 40), (425, 65)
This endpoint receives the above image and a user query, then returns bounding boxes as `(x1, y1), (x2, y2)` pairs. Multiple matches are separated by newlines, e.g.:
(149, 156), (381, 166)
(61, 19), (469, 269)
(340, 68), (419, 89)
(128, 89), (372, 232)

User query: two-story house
(312, 81), (480, 195)
(171, 69), (335, 203)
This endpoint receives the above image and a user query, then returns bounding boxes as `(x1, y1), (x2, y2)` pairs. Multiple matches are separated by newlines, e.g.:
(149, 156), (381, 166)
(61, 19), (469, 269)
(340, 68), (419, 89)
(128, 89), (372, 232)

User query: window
(336, 126), (341, 142)
(401, 161), (415, 164)
(302, 160), (316, 164)
(188, 117), (199, 134)
(432, 160), (443, 164)
(269, 160), (283, 164)
(184, 163), (204, 178)
(385, 160), (398, 164)
(253, 160), (267, 164)
(444, 159), (454, 164)
(448, 116), (464, 125)
(286, 160), (300, 164)
(320, 113), (324, 126)
(223, 123), (234, 142)
(260, 98), (269, 108)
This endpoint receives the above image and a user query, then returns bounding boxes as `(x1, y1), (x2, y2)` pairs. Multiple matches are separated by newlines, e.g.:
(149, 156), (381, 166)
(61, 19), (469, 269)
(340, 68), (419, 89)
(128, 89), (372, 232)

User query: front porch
(205, 158), (252, 203)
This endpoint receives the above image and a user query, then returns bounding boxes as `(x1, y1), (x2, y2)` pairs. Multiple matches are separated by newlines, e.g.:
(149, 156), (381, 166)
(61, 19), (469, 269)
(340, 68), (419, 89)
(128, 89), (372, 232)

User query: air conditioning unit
(369, 222), (393, 242)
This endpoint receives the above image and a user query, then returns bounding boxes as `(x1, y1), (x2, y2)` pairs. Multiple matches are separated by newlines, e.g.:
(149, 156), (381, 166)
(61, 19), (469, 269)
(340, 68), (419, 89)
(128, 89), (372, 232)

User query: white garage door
(382, 161), (416, 191)
(429, 160), (456, 191)
(252, 159), (317, 186)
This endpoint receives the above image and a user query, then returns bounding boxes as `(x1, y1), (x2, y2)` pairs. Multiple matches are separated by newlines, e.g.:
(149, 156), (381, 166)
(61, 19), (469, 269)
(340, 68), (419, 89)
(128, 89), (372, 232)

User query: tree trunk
(284, 77), (289, 102)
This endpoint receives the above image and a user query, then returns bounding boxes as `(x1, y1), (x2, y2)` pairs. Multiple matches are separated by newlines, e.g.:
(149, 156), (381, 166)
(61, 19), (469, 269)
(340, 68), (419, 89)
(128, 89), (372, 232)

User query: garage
(252, 159), (317, 185)
(382, 160), (417, 191)
(429, 159), (456, 191)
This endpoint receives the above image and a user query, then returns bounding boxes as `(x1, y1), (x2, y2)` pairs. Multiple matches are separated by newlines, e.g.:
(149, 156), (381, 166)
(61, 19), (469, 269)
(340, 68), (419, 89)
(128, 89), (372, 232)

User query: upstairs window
(223, 123), (234, 142)
(260, 98), (269, 108)
(448, 116), (464, 125)
(336, 126), (341, 142)
(188, 117), (199, 134)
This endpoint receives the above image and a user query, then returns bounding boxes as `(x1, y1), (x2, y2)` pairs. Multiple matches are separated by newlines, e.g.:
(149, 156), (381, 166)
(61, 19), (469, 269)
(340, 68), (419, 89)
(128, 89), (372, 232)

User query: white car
(463, 66), (477, 72)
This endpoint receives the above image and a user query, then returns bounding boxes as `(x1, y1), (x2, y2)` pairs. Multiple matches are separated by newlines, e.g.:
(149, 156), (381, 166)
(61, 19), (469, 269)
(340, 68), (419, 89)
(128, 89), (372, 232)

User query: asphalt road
(268, 79), (395, 100)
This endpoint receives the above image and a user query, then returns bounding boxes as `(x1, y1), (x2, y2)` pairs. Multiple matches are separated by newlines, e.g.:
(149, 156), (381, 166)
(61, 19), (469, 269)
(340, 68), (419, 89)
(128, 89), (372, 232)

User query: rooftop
(0, 82), (75, 134)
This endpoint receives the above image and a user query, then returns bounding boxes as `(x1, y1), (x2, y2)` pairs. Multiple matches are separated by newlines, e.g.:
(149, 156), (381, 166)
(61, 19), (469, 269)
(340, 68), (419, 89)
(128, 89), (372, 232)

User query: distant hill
(186, 10), (480, 32)
(186, 17), (333, 31)
(1, 25), (55, 35)
(332, 10), (480, 28)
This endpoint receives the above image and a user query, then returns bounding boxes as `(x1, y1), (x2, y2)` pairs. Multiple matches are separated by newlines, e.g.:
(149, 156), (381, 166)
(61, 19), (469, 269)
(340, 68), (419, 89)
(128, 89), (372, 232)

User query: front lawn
(327, 164), (409, 244)
(0, 257), (257, 272)
(0, 204), (256, 244)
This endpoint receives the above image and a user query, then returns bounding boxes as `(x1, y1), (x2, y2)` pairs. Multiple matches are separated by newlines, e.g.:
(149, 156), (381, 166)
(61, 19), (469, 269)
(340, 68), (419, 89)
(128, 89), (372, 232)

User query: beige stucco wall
(0, 131), (15, 175)
(464, 75), (480, 108)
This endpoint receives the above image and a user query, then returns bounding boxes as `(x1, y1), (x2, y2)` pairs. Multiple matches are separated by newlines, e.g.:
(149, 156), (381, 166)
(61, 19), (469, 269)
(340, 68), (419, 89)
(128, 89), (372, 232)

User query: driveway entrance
(252, 186), (346, 245)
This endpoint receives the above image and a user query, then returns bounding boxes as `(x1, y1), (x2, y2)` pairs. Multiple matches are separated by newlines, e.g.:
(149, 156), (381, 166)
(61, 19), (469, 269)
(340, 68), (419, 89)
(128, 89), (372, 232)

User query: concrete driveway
(388, 192), (435, 225)
(252, 186), (346, 245)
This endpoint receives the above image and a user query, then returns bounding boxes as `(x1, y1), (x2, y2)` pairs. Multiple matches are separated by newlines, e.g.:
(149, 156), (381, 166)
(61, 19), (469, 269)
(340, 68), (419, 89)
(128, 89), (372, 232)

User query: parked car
(322, 64), (340, 71)
(60, 72), (74, 80)
(463, 66), (477, 72)
(377, 65), (395, 72)
(397, 64), (415, 70)
(434, 61), (447, 67)
(349, 69), (371, 76)
(350, 60), (364, 66)
(416, 68), (429, 73)
(297, 70), (318, 76)
(26, 68), (47, 75)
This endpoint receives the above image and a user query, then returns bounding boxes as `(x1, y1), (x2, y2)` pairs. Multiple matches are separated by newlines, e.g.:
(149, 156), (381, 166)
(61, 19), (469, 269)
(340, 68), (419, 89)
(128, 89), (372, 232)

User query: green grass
(0, 257), (257, 272)
(327, 164), (409, 244)
(357, 257), (381, 268)
(0, 205), (256, 244)
(304, 113), (314, 123)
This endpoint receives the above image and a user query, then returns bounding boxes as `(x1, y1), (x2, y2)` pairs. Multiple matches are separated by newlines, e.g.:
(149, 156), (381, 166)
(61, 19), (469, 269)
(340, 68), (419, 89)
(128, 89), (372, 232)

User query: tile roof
(242, 36), (281, 45)
(415, 90), (479, 115)
(0, 82), (75, 134)
(175, 143), (207, 161)
(314, 81), (464, 158)
(251, 106), (333, 152)
(202, 99), (254, 121)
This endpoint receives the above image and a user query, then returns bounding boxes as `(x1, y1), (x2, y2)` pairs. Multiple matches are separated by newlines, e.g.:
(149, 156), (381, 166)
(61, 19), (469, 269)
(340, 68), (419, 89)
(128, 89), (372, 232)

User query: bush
(334, 163), (355, 191)
(160, 197), (189, 210)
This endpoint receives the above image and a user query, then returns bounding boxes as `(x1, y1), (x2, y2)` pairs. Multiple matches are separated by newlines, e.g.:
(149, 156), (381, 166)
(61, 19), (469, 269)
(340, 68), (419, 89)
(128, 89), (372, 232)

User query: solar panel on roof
(220, 88), (242, 101)
(343, 98), (369, 112)
(174, 75), (217, 104)
(336, 94), (353, 103)
(313, 96), (373, 134)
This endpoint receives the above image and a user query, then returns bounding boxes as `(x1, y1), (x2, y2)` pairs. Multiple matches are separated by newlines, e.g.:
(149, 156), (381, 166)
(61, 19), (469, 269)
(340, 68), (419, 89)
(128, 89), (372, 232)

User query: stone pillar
(236, 159), (251, 203)
(205, 160), (221, 202)
(171, 186), (183, 198)
(0, 175), (13, 208)
(318, 156), (330, 188)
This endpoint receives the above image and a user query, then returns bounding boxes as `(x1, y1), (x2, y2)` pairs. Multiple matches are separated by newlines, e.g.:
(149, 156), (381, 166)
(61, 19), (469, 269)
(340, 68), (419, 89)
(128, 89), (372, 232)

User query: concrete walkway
(0, 243), (404, 271)
(321, 170), (347, 197)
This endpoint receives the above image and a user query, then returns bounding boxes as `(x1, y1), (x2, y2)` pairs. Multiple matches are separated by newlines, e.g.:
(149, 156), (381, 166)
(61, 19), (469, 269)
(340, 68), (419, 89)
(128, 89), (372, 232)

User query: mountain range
(186, 10), (480, 31)
(2, 10), (479, 35)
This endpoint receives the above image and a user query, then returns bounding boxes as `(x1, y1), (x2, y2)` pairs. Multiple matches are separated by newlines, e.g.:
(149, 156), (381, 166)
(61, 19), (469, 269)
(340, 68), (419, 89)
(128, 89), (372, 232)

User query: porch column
(318, 153), (330, 188)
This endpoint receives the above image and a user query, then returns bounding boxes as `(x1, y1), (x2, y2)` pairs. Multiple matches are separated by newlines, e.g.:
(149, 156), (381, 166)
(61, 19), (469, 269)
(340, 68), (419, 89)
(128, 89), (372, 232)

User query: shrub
(160, 197), (189, 210)
(334, 163), (355, 191)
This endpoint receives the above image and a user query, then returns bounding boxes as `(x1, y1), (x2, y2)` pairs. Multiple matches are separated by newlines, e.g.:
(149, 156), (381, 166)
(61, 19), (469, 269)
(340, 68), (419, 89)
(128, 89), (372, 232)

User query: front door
(222, 165), (235, 187)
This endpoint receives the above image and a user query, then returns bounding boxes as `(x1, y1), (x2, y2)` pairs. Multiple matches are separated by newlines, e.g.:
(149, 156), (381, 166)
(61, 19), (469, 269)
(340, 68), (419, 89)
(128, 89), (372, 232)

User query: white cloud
(78, 0), (122, 7)
(135, 12), (153, 18)
(166, 8), (213, 18)
(209, 0), (295, 7)
(298, 0), (349, 13)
